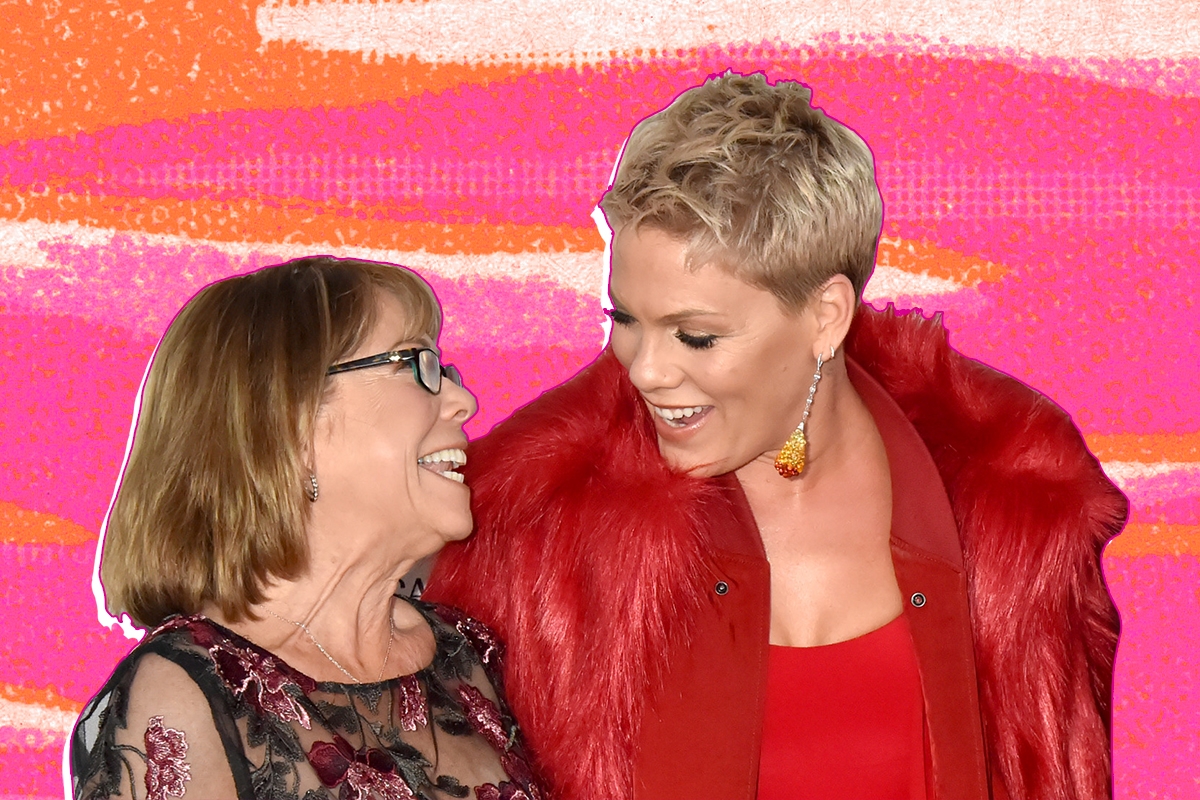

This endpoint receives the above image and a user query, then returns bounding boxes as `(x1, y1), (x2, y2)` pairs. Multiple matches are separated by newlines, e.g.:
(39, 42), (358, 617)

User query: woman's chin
(443, 520), (475, 544)
(658, 445), (730, 478)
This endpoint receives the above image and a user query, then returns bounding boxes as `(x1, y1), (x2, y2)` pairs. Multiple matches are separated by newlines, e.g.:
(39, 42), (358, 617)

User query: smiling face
(608, 226), (820, 477)
(311, 292), (477, 558)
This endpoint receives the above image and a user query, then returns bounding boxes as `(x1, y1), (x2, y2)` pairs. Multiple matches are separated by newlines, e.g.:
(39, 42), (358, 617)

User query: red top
(757, 613), (927, 800)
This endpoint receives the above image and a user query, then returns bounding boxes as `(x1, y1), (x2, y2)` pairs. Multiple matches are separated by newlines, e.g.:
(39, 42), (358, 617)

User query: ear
(810, 275), (856, 359)
(301, 392), (331, 470)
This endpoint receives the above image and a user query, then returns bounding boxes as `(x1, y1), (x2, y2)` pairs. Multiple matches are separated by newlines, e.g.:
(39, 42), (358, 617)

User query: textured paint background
(1, 1), (1198, 796)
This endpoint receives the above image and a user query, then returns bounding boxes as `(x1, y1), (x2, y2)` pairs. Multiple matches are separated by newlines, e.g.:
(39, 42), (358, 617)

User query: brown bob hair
(101, 256), (440, 628)
(600, 72), (883, 308)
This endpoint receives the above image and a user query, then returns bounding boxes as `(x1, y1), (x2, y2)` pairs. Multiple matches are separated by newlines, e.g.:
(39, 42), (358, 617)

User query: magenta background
(1, 6), (1198, 797)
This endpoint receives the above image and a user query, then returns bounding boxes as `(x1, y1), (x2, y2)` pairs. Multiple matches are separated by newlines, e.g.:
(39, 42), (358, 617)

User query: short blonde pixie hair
(600, 72), (882, 307)
(102, 256), (440, 628)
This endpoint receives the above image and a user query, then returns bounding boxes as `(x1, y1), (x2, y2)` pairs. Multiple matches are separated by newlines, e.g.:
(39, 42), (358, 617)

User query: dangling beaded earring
(305, 473), (319, 502)
(774, 345), (835, 478)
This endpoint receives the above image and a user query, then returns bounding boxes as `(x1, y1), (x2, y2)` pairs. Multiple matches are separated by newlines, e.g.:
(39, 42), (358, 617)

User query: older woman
(71, 257), (543, 800)
(429, 74), (1126, 800)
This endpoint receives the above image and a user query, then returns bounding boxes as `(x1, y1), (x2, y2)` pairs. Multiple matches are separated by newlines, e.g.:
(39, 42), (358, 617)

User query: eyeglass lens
(418, 348), (441, 394)
(417, 350), (464, 392)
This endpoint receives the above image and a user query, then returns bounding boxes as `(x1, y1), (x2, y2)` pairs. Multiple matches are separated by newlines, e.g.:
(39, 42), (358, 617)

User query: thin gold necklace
(266, 605), (396, 684)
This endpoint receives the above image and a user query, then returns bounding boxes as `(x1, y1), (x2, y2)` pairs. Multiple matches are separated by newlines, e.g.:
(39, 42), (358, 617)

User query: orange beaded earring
(774, 345), (834, 478)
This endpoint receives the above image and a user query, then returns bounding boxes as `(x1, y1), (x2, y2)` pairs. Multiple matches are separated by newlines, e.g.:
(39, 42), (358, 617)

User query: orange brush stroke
(1105, 524), (1200, 557)
(0, 682), (84, 715)
(1, 0), (527, 143)
(1, 187), (603, 254)
(1086, 433), (1200, 463)
(4, 186), (1007, 289)
(876, 236), (1008, 286)
(0, 502), (96, 545)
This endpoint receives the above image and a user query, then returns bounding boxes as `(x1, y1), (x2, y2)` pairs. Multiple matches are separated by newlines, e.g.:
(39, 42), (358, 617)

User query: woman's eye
(604, 308), (635, 326)
(675, 330), (718, 350)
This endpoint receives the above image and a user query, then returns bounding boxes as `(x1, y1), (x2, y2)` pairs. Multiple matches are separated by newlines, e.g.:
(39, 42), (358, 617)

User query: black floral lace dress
(70, 601), (545, 800)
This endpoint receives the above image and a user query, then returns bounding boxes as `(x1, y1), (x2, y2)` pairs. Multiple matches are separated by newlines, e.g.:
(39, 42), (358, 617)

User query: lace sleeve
(71, 648), (244, 799)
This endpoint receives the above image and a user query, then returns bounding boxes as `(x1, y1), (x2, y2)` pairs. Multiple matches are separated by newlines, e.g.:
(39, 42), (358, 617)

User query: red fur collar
(431, 306), (1125, 800)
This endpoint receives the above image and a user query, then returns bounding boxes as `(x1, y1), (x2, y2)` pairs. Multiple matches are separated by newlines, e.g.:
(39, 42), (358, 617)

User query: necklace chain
(266, 604), (396, 684)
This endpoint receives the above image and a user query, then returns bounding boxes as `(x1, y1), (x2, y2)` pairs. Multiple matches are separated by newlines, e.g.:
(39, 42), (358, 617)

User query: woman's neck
(205, 538), (435, 682)
(736, 359), (874, 495)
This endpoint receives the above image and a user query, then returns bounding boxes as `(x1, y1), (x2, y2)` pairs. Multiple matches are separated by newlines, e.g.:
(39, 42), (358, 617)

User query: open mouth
(416, 448), (467, 483)
(648, 403), (712, 429)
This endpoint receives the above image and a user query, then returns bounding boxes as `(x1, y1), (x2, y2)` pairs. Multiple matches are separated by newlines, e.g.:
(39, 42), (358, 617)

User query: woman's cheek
(608, 326), (638, 370)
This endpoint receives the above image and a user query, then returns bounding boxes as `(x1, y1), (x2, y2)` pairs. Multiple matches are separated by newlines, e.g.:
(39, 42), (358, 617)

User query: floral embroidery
(500, 750), (537, 790)
(143, 716), (190, 800)
(209, 639), (315, 730)
(457, 684), (509, 752)
(72, 603), (544, 800)
(435, 605), (505, 669)
(308, 735), (416, 800)
(395, 674), (427, 732)
(474, 782), (534, 800)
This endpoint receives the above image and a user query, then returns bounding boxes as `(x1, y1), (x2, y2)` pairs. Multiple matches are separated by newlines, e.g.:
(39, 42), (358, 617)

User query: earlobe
(811, 275), (856, 358)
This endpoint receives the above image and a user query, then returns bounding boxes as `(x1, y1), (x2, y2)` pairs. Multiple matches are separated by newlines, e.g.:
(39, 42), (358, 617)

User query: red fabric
(428, 306), (1125, 800)
(628, 365), (987, 800)
(757, 615), (926, 800)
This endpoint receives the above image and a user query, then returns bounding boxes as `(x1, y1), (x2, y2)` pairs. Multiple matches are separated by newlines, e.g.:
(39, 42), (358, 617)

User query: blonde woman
(431, 74), (1125, 800)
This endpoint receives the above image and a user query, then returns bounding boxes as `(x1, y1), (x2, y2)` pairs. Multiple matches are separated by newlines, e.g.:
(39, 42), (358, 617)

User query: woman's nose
(442, 377), (477, 423)
(625, 335), (681, 393)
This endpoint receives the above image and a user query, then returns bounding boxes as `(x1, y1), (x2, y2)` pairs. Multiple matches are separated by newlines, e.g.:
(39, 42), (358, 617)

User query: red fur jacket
(429, 306), (1125, 800)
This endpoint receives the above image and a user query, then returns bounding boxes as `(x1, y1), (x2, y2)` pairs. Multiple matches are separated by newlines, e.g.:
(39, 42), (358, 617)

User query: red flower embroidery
(500, 750), (536, 789)
(474, 782), (534, 800)
(435, 605), (504, 669)
(457, 684), (508, 752)
(308, 736), (416, 800)
(395, 674), (427, 732)
(210, 639), (315, 730)
(143, 716), (190, 800)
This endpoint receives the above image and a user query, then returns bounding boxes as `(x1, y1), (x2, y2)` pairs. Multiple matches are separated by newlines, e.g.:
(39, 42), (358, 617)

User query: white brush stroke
(0, 219), (601, 296)
(0, 218), (967, 301)
(1102, 460), (1200, 491)
(0, 697), (76, 735)
(256, 0), (1200, 63)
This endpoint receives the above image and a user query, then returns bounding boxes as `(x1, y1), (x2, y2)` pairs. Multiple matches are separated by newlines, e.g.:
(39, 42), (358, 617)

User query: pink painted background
(1, 2), (1197, 796)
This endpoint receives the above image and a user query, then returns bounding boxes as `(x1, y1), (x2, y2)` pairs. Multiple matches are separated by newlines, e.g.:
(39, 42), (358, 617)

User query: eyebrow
(657, 308), (723, 325)
(385, 337), (437, 353)
(608, 296), (722, 326)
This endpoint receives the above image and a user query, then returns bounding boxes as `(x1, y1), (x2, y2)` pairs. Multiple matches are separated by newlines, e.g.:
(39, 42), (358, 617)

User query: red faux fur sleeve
(429, 349), (729, 800)
(846, 307), (1125, 799)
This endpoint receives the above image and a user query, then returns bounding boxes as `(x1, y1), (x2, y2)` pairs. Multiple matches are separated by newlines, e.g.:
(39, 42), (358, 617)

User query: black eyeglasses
(326, 348), (463, 394)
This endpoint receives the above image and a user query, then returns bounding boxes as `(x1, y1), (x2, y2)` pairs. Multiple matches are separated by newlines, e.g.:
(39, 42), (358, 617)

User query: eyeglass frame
(325, 347), (463, 394)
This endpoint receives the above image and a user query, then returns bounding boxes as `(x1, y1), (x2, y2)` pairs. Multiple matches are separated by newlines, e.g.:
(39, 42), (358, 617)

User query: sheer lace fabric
(71, 601), (543, 800)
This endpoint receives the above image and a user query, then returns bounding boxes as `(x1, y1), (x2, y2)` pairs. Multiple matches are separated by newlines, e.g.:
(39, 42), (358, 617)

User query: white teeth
(437, 470), (465, 483)
(417, 448), (467, 467)
(651, 405), (706, 421)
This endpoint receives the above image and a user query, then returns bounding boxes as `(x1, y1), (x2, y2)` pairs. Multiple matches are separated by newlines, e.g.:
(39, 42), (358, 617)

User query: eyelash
(604, 309), (719, 350)
(675, 331), (718, 350)
(604, 308), (634, 326)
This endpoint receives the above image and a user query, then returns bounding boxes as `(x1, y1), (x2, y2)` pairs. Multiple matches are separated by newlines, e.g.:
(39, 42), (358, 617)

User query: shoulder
(74, 617), (233, 742)
(848, 305), (1125, 522)
(71, 622), (242, 798)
